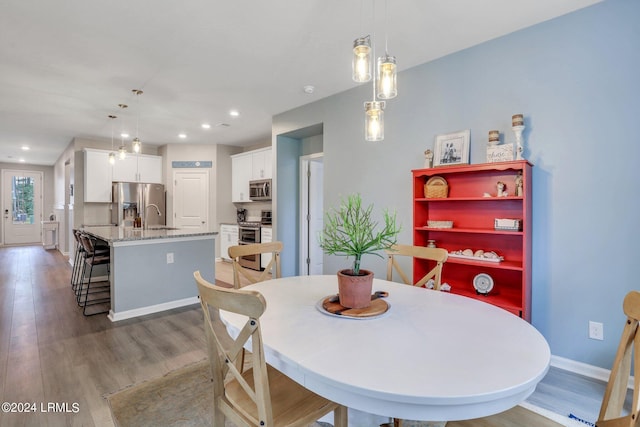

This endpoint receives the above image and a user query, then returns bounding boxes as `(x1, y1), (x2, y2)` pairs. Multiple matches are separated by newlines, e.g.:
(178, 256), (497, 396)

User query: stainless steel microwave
(249, 179), (271, 201)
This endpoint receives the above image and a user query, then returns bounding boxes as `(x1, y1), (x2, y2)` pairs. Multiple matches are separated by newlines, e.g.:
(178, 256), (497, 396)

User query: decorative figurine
(497, 181), (506, 197)
(424, 149), (434, 168)
(488, 130), (500, 146)
(515, 171), (523, 197)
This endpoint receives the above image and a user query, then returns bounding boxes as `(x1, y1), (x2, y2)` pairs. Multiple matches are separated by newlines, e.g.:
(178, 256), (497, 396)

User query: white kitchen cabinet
(112, 154), (162, 183)
(112, 155), (138, 182)
(231, 154), (253, 202)
(260, 226), (272, 269)
(231, 147), (272, 202)
(137, 155), (162, 183)
(252, 148), (272, 179)
(220, 224), (239, 261)
(83, 149), (112, 202)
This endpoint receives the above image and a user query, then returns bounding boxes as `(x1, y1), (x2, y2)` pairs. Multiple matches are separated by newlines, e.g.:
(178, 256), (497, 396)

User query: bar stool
(70, 229), (84, 292)
(71, 230), (108, 296)
(77, 233), (111, 316)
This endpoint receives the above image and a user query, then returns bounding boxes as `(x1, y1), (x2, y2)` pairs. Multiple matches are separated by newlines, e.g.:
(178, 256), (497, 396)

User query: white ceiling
(0, 0), (601, 166)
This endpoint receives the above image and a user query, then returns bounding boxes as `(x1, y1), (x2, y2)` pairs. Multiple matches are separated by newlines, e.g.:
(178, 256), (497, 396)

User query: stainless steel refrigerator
(111, 182), (166, 227)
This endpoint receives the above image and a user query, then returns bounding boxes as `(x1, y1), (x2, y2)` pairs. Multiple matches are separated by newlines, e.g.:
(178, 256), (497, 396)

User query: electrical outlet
(166, 253), (174, 264)
(589, 321), (604, 340)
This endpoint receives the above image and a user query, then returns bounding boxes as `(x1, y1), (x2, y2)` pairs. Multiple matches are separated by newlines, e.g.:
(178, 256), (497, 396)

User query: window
(12, 176), (35, 224)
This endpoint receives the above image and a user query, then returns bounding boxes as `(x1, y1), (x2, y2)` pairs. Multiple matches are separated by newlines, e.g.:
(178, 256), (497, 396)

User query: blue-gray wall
(273, 0), (640, 369)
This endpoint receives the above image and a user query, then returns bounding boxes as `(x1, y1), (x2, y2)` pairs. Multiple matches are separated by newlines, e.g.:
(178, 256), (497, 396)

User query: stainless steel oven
(238, 222), (261, 270)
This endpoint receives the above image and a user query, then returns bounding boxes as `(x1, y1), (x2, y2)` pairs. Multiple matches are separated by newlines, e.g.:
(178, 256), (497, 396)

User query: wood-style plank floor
(0, 246), (607, 426)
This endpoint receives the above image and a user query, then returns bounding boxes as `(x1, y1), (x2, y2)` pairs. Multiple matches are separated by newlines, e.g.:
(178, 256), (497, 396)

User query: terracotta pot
(337, 269), (374, 309)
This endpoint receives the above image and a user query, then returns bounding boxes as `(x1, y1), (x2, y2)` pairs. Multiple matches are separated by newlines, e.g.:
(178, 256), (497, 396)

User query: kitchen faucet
(144, 203), (162, 216)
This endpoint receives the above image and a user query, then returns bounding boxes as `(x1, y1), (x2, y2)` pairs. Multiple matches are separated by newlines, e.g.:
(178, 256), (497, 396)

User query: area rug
(107, 360), (568, 427)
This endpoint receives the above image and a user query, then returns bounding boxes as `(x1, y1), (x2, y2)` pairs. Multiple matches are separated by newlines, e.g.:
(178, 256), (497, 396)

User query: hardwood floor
(0, 246), (207, 427)
(0, 246), (609, 426)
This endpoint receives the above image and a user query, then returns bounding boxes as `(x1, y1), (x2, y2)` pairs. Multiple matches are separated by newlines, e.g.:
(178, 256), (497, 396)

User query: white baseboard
(520, 401), (586, 427)
(107, 296), (200, 322)
(551, 354), (633, 389)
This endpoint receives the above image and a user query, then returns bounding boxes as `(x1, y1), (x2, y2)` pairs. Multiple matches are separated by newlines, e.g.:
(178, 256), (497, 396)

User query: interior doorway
(299, 154), (324, 275)
(2, 169), (43, 245)
(173, 169), (210, 231)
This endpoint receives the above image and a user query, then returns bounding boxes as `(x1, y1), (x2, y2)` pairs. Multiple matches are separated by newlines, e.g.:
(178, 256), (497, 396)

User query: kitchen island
(82, 226), (217, 322)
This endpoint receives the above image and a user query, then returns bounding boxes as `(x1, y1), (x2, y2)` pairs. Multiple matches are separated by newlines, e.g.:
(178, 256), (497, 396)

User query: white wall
(273, 0), (640, 369)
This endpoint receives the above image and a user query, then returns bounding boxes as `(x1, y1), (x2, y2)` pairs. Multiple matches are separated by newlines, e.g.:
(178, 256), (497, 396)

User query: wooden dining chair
(596, 290), (640, 427)
(228, 241), (283, 289)
(386, 244), (448, 290)
(384, 244), (448, 427)
(193, 271), (348, 427)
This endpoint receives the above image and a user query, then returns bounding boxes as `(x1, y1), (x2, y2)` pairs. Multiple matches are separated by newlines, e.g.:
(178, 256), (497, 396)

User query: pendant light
(353, 0), (394, 141)
(376, 0), (397, 99)
(364, 1), (384, 141)
(132, 89), (143, 154)
(365, 59), (385, 142)
(108, 115), (117, 165)
(364, 101), (384, 141)
(352, 36), (372, 83)
(117, 103), (128, 160)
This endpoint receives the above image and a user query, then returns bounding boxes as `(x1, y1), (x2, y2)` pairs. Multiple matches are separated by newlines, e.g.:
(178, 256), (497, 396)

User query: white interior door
(2, 169), (43, 244)
(299, 154), (324, 275)
(173, 169), (209, 231)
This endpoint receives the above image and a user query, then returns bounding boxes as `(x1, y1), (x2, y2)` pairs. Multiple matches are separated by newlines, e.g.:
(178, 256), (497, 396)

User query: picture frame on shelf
(433, 130), (470, 167)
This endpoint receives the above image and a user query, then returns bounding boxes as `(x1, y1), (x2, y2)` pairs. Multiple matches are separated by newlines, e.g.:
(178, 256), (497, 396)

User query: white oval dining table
(219, 275), (550, 422)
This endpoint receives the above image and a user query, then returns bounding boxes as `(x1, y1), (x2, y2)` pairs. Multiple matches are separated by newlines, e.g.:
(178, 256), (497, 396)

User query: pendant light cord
(371, 0), (377, 100)
(109, 115), (116, 150)
(384, 0), (389, 55)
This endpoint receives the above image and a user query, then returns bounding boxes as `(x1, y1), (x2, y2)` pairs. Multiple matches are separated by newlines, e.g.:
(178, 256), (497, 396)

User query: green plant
(319, 193), (400, 275)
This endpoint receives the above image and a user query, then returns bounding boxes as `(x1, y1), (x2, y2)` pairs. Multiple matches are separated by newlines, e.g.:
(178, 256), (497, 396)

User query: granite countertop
(82, 226), (217, 243)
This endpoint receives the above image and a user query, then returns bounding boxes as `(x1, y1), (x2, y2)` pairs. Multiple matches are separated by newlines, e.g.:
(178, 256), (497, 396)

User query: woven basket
(424, 176), (448, 198)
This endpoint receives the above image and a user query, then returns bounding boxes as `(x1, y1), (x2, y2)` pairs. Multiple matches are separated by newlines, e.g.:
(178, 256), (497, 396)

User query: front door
(173, 169), (209, 230)
(2, 170), (43, 245)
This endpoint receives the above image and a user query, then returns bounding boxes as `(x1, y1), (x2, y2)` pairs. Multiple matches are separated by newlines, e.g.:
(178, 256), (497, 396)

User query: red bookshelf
(412, 160), (533, 320)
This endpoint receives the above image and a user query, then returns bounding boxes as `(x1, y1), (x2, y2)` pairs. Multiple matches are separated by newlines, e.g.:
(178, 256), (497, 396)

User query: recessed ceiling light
(201, 123), (211, 129)
(229, 110), (240, 117)
(178, 133), (187, 139)
(303, 85), (315, 94)
(21, 145), (30, 151)
(120, 133), (129, 138)
(19, 158), (25, 162)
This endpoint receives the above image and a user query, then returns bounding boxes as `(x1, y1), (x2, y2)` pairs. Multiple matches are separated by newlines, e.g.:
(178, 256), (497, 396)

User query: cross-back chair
(228, 242), (282, 289)
(384, 244), (448, 427)
(597, 290), (640, 427)
(193, 271), (348, 427)
(386, 244), (448, 290)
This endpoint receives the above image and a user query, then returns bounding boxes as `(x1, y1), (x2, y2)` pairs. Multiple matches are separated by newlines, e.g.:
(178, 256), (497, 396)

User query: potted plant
(319, 193), (400, 308)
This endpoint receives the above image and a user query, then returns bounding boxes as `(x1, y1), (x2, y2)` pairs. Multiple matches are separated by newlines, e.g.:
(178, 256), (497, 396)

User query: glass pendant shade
(364, 101), (385, 141)
(118, 146), (127, 160)
(352, 36), (372, 83)
(132, 137), (141, 153)
(108, 152), (116, 165)
(377, 55), (397, 99)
